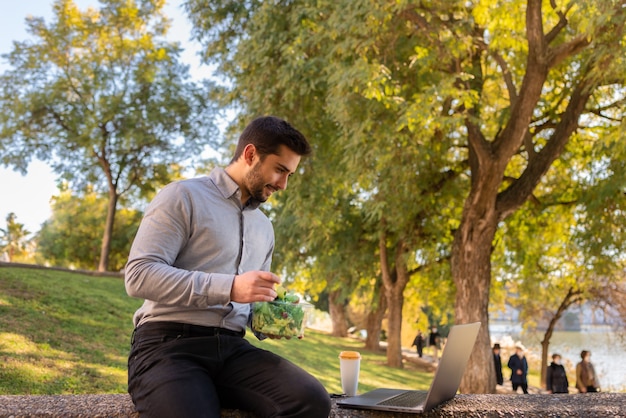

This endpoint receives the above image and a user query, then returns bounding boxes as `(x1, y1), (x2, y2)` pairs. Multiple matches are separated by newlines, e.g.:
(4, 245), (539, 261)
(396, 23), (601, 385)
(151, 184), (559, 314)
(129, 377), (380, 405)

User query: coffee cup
(339, 351), (361, 396)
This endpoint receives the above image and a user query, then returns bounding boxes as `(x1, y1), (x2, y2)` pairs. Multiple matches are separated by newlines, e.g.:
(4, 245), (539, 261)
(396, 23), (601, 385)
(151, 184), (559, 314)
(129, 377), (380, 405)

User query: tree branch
(492, 50), (518, 105)
(406, 254), (451, 278)
(547, 35), (590, 68)
(545, 0), (574, 44)
(492, 0), (548, 157)
(526, 0), (547, 66)
(476, 38), (518, 105)
(497, 76), (593, 220)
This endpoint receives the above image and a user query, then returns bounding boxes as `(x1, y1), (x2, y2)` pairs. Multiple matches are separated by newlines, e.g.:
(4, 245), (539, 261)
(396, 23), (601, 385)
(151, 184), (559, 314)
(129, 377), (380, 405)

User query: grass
(247, 326), (432, 395)
(0, 267), (140, 394)
(0, 265), (432, 395)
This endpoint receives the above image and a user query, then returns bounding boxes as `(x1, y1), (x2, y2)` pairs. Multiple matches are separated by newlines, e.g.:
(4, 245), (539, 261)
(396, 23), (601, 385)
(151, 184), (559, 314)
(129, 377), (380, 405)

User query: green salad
(251, 286), (307, 339)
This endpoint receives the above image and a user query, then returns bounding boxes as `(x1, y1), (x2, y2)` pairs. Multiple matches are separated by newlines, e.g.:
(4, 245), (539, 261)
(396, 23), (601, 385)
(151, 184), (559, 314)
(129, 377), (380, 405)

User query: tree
(36, 189), (142, 271)
(447, 0), (626, 393)
(185, 0), (626, 391)
(0, 212), (31, 262)
(0, 0), (218, 271)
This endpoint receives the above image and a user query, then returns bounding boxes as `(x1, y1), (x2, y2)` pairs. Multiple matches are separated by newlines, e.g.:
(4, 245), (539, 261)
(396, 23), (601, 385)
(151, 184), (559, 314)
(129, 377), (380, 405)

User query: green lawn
(0, 266), (432, 395)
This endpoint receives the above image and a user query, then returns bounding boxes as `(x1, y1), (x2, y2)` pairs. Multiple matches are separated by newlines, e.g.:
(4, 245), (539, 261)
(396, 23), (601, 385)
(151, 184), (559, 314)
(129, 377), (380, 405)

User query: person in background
(576, 350), (600, 393)
(508, 346), (529, 394)
(546, 353), (569, 393)
(493, 343), (504, 386)
(124, 116), (331, 418)
(412, 331), (425, 358)
(428, 325), (442, 363)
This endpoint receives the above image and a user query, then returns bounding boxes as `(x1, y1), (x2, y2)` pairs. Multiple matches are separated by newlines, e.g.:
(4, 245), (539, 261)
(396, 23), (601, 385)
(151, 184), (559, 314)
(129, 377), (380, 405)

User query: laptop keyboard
(377, 390), (428, 407)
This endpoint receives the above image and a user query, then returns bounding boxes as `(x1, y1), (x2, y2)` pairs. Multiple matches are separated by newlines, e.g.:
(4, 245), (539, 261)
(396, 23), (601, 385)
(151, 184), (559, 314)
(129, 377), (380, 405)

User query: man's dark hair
(231, 116), (311, 163)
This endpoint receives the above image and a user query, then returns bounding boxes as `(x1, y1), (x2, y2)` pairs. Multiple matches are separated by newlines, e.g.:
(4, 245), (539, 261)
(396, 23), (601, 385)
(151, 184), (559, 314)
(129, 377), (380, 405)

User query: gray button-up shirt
(125, 167), (274, 331)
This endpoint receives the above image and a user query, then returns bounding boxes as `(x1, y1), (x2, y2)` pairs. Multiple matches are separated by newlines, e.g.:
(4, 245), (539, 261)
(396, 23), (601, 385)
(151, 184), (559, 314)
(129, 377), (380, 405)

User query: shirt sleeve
(124, 182), (234, 308)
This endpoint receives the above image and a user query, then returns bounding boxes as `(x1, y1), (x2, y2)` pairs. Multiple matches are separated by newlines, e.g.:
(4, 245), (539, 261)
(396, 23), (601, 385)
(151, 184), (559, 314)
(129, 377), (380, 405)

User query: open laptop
(337, 322), (481, 414)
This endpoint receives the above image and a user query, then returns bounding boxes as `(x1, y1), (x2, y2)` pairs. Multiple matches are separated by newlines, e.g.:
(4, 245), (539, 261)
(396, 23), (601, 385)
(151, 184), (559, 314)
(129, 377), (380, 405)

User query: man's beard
(244, 162), (270, 203)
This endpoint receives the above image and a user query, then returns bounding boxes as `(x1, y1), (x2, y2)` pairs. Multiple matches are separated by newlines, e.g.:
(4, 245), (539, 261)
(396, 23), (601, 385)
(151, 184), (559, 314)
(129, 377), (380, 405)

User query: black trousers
(512, 382), (529, 394)
(128, 322), (331, 418)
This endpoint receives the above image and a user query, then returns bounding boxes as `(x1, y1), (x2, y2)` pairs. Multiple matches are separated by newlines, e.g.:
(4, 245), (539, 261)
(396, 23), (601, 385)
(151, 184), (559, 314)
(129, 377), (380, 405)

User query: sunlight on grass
(1, 332), (72, 360)
(0, 268), (137, 394)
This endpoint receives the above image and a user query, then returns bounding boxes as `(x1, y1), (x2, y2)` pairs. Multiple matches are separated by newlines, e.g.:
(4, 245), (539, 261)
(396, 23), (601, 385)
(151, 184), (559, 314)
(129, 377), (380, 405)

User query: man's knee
(291, 380), (331, 418)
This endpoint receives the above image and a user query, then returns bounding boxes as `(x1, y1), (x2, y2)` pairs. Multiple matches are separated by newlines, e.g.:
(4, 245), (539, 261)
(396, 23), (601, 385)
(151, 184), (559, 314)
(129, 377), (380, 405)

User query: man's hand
(230, 271), (280, 303)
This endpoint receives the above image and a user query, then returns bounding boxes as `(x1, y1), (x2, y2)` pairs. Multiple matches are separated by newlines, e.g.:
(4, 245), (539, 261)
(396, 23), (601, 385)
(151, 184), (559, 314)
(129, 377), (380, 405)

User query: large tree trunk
(452, 210), (498, 394)
(328, 288), (349, 337)
(364, 285), (387, 351)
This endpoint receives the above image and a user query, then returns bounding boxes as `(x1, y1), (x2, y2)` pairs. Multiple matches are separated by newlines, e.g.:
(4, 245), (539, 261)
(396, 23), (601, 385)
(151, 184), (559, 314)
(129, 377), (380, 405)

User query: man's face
(244, 144), (301, 203)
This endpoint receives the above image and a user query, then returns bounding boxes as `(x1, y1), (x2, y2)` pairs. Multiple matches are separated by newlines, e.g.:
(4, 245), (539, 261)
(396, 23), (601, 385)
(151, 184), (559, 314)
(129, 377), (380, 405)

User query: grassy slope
(0, 266), (432, 395)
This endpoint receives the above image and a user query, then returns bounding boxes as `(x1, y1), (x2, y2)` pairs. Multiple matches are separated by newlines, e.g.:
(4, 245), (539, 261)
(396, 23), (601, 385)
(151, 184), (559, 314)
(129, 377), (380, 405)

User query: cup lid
(339, 351), (361, 359)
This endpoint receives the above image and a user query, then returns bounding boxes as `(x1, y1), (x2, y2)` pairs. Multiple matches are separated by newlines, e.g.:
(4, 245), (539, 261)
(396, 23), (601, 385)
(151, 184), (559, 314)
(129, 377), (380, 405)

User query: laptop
(337, 322), (481, 414)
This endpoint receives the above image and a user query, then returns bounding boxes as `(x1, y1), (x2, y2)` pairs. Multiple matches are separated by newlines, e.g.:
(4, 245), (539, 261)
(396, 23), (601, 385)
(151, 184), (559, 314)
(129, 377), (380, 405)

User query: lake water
(491, 327), (626, 392)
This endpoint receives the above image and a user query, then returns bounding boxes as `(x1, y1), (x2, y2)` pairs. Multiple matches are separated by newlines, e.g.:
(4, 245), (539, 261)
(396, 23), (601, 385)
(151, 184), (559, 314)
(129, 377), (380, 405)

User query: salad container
(251, 300), (313, 339)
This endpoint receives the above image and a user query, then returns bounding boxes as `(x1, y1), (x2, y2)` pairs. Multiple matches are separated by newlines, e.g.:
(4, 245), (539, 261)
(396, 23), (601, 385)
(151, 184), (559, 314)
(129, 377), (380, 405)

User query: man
(412, 331), (425, 358)
(507, 346), (529, 394)
(546, 353), (569, 393)
(576, 350), (600, 393)
(492, 343), (504, 386)
(125, 116), (331, 418)
(428, 325), (441, 363)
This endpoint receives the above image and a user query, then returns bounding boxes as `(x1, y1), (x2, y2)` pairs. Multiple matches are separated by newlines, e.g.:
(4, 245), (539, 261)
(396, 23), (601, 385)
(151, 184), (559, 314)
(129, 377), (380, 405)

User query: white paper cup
(339, 351), (361, 396)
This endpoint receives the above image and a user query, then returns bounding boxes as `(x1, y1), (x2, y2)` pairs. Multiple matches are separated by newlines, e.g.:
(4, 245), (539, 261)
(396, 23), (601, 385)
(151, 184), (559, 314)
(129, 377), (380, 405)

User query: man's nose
(276, 174), (289, 190)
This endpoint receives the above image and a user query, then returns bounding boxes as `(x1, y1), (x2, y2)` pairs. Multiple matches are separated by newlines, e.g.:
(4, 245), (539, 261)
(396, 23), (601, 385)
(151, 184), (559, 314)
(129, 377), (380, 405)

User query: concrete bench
(1, 392), (624, 417)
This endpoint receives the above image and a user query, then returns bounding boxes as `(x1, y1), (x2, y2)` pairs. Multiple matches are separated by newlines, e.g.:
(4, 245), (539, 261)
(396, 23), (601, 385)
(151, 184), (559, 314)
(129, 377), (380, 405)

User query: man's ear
(243, 144), (257, 166)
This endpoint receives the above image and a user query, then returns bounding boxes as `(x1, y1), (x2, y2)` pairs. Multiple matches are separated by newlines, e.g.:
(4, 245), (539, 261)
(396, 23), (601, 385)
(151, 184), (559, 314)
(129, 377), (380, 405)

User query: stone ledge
(0, 393), (624, 417)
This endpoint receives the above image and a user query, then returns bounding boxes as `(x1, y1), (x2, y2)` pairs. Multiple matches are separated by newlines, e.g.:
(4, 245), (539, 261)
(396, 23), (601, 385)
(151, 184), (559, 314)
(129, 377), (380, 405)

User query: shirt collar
(209, 167), (262, 210)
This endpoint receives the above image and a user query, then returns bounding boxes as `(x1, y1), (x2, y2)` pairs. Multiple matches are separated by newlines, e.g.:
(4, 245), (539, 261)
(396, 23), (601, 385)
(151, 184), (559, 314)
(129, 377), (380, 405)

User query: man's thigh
(218, 338), (331, 418)
(128, 336), (222, 418)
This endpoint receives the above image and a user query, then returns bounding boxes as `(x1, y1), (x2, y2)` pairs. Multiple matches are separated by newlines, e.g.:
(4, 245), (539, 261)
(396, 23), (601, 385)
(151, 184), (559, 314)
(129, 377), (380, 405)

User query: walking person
(576, 350), (600, 393)
(428, 325), (441, 363)
(493, 343), (504, 386)
(508, 346), (529, 394)
(124, 116), (331, 418)
(412, 331), (425, 358)
(546, 353), (569, 393)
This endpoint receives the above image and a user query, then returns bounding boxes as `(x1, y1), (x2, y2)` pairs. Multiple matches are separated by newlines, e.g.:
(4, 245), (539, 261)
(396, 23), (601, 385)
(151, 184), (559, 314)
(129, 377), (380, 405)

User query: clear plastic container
(251, 300), (313, 339)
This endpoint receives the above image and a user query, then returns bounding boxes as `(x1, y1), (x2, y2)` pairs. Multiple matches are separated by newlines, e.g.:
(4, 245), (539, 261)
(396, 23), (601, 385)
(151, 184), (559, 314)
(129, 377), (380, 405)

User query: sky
(0, 0), (208, 234)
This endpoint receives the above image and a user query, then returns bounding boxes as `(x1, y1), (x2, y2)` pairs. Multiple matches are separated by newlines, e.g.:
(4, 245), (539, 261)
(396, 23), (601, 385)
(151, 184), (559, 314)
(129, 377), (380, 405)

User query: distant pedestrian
(546, 353), (569, 393)
(412, 331), (425, 358)
(428, 326), (441, 362)
(508, 346), (529, 394)
(576, 350), (600, 393)
(493, 343), (504, 386)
